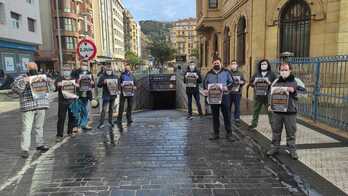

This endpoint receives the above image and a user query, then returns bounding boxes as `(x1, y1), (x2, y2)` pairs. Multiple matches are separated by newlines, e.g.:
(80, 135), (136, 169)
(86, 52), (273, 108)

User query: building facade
(124, 10), (140, 56)
(170, 18), (199, 63)
(36, 0), (94, 72)
(196, 0), (348, 72)
(92, 0), (125, 70)
(0, 0), (42, 75)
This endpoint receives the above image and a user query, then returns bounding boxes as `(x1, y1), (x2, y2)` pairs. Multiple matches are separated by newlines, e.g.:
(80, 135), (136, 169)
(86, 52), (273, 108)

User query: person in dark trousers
(97, 65), (118, 128)
(227, 60), (246, 126)
(267, 63), (304, 160)
(72, 62), (95, 130)
(117, 64), (136, 125)
(184, 61), (203, 119)
(55, 69), (78, 142)
(249, 59), (277, 129)
(203, 58), (234, 141)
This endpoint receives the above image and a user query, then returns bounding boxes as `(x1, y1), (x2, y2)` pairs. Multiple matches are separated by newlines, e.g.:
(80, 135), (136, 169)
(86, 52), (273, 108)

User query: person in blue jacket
(97, 65), (118, 128)
(203, 58), (234, 141)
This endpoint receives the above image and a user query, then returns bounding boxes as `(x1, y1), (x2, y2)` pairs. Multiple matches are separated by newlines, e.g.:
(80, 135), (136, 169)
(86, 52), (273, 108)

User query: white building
(0, 0), (42, 75)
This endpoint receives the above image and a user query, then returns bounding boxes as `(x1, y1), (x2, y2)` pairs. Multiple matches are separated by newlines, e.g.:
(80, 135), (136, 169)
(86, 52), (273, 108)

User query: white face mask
(106, 70), (112, 75)
(231, 64), (238, 70)
(280, 70), (290, 79)
(260, 62), (268, 71)
(189, 65), (195, 71)
(63, 71), (71, 78)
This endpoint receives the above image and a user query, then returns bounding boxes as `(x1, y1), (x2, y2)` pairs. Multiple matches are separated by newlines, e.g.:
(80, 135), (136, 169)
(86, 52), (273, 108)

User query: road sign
(77, 39), (97, 61)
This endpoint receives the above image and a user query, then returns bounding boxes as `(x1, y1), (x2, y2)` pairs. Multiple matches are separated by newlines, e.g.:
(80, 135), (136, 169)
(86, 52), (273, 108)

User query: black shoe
(209, 135), (220, 140)
(290, 151), (299, 160)
(235, 120), (241, 127)
(226, 133), (236, 142)
(36, 145), (49, 153)
(186, 115), (193, 120)
(266, 148), (279, 156)
(127, 120), (133, 125)
(248, 125), (257, 130)
(97, 123), (105, 129)
(21, 151), (29, 158)
(82, 126), (92, 130)
(109, 121), (115, 128)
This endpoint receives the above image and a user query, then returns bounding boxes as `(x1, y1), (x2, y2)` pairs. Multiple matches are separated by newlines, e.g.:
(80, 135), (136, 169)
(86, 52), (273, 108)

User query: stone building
(196, 0), (348, 72)
(170, 18), (199, 63)
(124, 10), (140, 56)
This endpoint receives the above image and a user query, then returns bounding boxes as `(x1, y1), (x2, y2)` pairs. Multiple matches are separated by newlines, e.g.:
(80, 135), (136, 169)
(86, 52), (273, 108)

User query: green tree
(125, 51), (142, 69)
(149, 41), (176, 65)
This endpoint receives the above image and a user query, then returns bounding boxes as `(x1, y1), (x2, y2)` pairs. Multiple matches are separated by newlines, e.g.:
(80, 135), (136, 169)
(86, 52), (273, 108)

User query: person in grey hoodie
(203, 58), (234, 141)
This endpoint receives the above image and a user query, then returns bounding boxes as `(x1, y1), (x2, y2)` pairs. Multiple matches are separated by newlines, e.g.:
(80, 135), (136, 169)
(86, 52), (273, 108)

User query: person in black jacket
(72, 62), (95, 130)
(55, 69), (78, 142)
(184, 61), (203, 119)
(267, 63), (304, 160)
(97, 65), (118, 128)
(249, 59), (277, 129)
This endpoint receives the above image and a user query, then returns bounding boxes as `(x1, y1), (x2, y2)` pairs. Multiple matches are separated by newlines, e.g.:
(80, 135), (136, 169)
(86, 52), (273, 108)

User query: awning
(0, 40), (37, 52)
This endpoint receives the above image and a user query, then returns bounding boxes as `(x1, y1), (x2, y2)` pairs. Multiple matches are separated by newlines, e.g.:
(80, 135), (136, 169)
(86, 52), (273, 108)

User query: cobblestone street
(0, 107), (304, 196)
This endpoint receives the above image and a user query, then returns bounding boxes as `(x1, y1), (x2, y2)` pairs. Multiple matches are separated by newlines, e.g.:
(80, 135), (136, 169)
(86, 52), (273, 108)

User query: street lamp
(55, 0), (64, 75)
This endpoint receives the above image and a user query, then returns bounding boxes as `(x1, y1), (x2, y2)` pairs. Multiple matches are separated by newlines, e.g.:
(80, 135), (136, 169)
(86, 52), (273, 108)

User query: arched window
(223, 27), (230, 65)
(236, 16), (246, 65)
(208, 0), (218, 9)
(280, 0), (311, 57)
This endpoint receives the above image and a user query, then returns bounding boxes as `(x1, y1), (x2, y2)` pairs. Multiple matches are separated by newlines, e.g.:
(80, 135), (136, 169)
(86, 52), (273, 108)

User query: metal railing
(269, 55), (348, 131)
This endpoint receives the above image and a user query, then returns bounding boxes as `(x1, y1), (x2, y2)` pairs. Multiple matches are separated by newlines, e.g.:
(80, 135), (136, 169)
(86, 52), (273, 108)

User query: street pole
(55, 0), (64, 74)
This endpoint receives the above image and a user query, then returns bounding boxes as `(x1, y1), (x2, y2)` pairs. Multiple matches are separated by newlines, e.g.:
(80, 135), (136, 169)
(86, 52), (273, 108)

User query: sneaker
(36, 145), (49, 153)
(82, 126), (92, 130)
(248, 125), (257, 130)
(226, 133), (236, 142)
(209, 135), (220, 140)
(56, 136), (64, 142)
(21, 151), (29, 158)
(186, 116), (193, 120)
(290, 151), (299, 160)
(98, 123), (105, 129)
(266, 148), (279, 156)
(235, 120), (241, 127)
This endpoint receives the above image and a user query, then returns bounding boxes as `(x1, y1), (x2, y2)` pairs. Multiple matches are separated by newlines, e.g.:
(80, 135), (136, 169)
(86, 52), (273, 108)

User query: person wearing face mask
(267, 63), (303, 160)
(97, 65), (119, 128)
(184, 61), (203, 119)
(249, 59), (277, 129)
(117, 64), (136, 126)
(227, 60), (246, 126)
(203, 58), (234, 141)
(55, 68), (79, 142)
(11, 62), (54, 158)
(72, 61), (95, 130)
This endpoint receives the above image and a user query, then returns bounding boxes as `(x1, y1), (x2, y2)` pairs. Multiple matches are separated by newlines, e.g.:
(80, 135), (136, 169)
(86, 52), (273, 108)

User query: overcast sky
(122, 0), (196, 22)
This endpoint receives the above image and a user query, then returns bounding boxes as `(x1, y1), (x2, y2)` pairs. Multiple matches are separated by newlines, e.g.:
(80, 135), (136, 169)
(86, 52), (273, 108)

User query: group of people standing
(12, 62), (135, 158)
(184, 57), (304, 160)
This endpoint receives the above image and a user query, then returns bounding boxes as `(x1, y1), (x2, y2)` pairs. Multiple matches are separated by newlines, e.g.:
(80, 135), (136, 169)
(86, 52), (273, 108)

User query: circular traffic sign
(77, 39), (97, 61)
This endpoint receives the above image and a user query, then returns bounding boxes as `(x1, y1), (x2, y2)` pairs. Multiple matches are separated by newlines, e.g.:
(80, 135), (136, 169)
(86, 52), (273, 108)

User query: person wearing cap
(184, 61), (203, 119)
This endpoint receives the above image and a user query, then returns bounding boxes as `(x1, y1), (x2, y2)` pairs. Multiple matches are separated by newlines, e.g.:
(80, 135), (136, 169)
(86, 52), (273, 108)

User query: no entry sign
(77, 39), (97, 61)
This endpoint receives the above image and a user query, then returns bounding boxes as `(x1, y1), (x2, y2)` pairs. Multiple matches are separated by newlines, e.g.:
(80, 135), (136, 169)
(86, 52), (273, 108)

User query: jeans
(118, 95), (133, 122)
(100, 98), (116, 124)
(57, 102), (76, 137)
(210, 95), (231, 135)
(79, 97), (89, 127)
(230, 94), (241, 120)
(187, 91), (203, 116)
(21, 109), (46, 151)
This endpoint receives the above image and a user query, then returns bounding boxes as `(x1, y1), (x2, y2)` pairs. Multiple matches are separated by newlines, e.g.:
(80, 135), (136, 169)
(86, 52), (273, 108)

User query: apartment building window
(0, 3), (5, 24)
(236, 17), (246, 65)
(61, 18), (76, 31)
(27, 18), (35, 32)
(62, 36), (76, 50)
(223, 26), (230, 65)
(10, 12), (21, 29)
(209, 0), (218, 9)
(280, 0), (310, 57)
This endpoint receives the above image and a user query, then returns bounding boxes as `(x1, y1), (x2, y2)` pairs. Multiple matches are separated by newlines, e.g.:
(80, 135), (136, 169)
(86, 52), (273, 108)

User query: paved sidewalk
(1, 110), (304, 196)
(241, 114), (348, 195)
